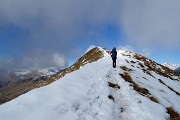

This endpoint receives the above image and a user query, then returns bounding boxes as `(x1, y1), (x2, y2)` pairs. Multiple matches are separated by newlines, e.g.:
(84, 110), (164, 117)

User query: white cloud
(118, 45), (135, 52)
(53, 53), (66, 67)
(140, 48), (151, 57)
(117, 46), (151, 57)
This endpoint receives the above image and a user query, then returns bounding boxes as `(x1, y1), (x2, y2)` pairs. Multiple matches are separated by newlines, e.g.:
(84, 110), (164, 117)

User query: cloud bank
(121, 0), (180, 49)
(118, 45), (135, 52)
(0, 0), (180, 70)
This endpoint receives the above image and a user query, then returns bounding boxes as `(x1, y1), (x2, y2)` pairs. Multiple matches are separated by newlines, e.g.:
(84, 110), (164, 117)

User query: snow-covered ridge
(162, 63), (180, 70)
(0, 48), (179, 120)
(55, 46), (108, 79)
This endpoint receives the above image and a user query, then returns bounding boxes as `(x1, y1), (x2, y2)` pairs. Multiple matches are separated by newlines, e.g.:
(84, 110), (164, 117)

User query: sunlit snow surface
(0, 48), (179, 120)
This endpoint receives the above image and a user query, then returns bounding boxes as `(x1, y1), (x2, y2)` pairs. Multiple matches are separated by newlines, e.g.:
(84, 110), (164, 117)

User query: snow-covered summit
(0, 47), (179, 120)
(162, 63), (180, 70)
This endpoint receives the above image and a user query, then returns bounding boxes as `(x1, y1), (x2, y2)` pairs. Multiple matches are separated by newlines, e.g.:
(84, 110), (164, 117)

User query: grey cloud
(121, 0), (180, 49)
(140, 48), (151, 57)
(118, 45), (135, 52)
(0, 0), (180, 72)
(0, 0), (123, 71)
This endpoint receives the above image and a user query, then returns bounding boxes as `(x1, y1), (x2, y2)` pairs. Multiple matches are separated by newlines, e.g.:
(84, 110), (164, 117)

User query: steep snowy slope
(0, 47), (179, 120)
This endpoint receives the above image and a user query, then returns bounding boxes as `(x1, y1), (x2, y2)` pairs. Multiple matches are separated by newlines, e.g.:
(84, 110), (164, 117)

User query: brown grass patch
(138, 62), (145, 68)
(119, 72), (132, 83)
(133, 83), (150, 95)
(130, 61), (136, 64)
(120, 66), (133, 72)
(167, 107), (180, 120)
(108, 82), (120, 89)
(133, 53), (179, 80)
(159, 79), (180, 96)
(149, 96), (159, 103)
(119, 72), (159, 103)
(142, 69), (155, 78)
(133, 54), (146, 61)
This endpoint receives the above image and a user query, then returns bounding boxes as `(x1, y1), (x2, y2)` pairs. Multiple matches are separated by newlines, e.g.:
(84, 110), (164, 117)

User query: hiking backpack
(111, 50), (117, 58)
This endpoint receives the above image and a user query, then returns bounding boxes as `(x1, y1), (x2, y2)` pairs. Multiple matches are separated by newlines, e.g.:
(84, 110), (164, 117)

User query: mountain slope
(0, 47), (105, 104)
(0, 68), (63, 104)
(0, 47), (179, 120)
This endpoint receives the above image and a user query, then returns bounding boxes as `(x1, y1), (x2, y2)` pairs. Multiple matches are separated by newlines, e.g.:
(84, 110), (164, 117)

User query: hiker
(110, 47), (117, 68)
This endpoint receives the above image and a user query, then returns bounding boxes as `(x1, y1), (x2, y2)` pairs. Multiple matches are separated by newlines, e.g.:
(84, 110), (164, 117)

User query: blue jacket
(111, 48), (117, 58)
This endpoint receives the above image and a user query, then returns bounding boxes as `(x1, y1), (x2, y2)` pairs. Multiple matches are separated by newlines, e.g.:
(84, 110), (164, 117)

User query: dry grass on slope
(120, 65), (180, 119)
(119, 71), (159, 103)
(108, 82), (120, 89)
(120, 66), (133, 72)
(133, 54), (179, 81)
(167, 107), (180, 120)
(122, 51), (179, 80)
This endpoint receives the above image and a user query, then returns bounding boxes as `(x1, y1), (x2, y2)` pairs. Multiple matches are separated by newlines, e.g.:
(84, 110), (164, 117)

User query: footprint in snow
(71, 102), (81, 112)
(54, 103), (69, 115)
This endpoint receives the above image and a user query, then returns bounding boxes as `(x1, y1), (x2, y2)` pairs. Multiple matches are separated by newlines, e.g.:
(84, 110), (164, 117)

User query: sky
(0, 0), (180, 71)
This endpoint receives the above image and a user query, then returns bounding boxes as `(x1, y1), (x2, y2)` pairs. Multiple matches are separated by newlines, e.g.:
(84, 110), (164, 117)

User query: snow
(162, 63), (180, 70)
(15, 68), (59, 76)
(15, 71), (31, 76)
(0, 48), (179, 120)
(38, 68), (59, 76)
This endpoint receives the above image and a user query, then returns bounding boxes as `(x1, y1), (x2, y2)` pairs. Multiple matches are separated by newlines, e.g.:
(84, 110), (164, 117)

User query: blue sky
(0, 0), (180, 70)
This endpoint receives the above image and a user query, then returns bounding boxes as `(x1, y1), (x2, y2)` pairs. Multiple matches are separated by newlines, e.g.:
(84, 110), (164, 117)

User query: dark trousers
(112, 57), (116, 68)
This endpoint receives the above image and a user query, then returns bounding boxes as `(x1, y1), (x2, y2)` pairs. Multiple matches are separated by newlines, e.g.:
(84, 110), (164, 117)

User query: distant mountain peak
(162, 62), (180, 70)
(175, 66), (180, 74)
